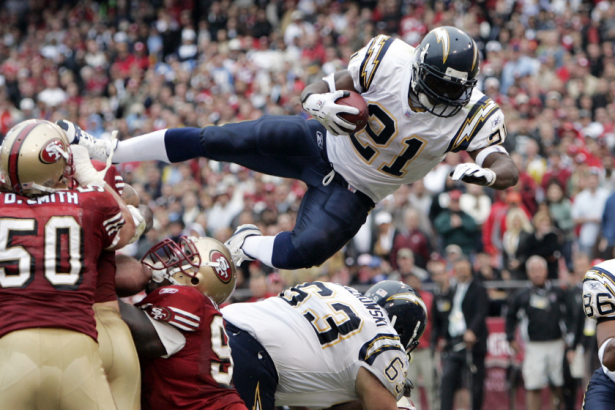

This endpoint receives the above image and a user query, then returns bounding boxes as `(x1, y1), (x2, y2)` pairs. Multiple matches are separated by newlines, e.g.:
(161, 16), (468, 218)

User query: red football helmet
(142, 236), (237, 305)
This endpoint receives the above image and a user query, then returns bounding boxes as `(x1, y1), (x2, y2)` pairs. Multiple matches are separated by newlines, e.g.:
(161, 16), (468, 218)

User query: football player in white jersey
(581, 260), (615, 409)
(221, 280), (427, 410)
(57, 26), (518, 271)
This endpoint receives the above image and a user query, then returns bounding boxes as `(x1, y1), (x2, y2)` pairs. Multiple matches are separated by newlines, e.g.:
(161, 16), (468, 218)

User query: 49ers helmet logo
(210, 251), (232, 283)
(39, 139), (67, 164)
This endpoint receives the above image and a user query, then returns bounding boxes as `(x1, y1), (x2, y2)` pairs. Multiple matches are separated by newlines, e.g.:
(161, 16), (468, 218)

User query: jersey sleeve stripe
(359, 333), (404, 365)
(105, 230), (122, 250)
(169, 306), (201, 321)
(103, 212), (123, 227)
(168, 320), (196, 332)
(105, 219), (125, 234)
(445, 96), (499, 153)
(359, 35), (394, 92)
(173, 315), (200, 328)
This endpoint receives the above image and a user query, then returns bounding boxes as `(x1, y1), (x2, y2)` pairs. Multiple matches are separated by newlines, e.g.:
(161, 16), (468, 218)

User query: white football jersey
(583, 259), (615, 383)
(326, 35), (507, 203)
(222, 282), (409, 409)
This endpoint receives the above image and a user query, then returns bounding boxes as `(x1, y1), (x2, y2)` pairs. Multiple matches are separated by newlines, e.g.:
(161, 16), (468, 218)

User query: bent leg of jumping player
(57, 113), (371, 270)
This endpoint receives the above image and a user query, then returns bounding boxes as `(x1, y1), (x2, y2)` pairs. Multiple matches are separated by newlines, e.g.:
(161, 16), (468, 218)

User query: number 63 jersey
(327, 35), (506, 203)
(222, 282), (409, 409)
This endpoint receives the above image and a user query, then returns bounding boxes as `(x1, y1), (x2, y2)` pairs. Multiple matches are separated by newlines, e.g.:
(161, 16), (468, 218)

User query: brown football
(336, 91), (369, 133)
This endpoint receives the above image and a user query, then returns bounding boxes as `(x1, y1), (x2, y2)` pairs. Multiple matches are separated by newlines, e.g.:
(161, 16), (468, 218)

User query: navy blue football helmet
(365, 281), (428, 355)
(411, 26), (480, 118)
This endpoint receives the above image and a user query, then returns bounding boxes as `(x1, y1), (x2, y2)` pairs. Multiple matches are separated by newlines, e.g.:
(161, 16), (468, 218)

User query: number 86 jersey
(222, 282), (409, 409)
(327, 35), (506, 203)
(583, 260), (615, 321)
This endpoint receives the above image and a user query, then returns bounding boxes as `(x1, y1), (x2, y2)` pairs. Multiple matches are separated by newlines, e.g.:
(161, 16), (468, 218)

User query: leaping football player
(58, 26), (519, 271)
(581, 260), (615, 409)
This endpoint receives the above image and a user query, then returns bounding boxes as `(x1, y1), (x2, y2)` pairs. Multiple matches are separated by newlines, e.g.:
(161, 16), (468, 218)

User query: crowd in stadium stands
(2, 0), (615, 408)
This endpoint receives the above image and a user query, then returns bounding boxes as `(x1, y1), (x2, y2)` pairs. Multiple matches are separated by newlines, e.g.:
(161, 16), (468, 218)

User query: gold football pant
(0, 327), (117, 410)
(95, 305), (141, 410)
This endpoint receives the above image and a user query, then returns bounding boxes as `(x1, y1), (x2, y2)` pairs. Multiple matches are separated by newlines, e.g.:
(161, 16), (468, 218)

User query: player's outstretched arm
(118, 299), (167, 358)
(451, 149), (519, 190)
(355, 367), (399, 410)
(597, 320), (615, 371)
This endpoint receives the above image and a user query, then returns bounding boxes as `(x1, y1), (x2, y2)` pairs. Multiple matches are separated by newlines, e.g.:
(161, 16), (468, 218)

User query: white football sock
(113, 129), (170, 163)
(242, 235), (276, 268)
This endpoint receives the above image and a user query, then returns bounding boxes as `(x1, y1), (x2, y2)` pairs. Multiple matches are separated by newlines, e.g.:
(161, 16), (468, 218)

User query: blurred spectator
(542, 151), (572, 195)
(517, 211), (562, 280)
(475, 252), (507, 316)
(506, 256), (567, 410)
(373, 212), (394, 262)
(403, 273), (436, 410)
(503, 206), (534, 280)
(459, 184), (491, 226)
(434, 190), (478, 256)
(546, 181), (574, 269)
(246, 272), (275, 302)
(355, 254), (386, 285)
(389, 248), (429, 283)
(266, 272), (285, 296)
(391, 208), (431, 270)
(572, 170), (609, 255)
(436, 258), (488, 410)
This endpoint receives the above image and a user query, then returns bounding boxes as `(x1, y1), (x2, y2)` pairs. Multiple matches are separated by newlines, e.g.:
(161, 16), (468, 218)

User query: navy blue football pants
(165, 116), (374, 269)
(583, 368), (615, 410)
(225, 321), (278, 410)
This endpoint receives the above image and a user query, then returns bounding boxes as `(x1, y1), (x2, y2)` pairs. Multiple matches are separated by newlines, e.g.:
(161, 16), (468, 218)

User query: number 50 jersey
(327, 35), (506, 203)
(222, 282), (409, 409)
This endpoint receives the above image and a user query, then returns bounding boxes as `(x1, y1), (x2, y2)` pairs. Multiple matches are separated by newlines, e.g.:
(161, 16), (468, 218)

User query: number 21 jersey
(222, 282), (409, 409)
(327, 35), (507, 203)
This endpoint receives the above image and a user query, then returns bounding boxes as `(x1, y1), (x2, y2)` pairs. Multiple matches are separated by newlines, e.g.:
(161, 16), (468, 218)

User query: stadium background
(1, 0), (613, 408)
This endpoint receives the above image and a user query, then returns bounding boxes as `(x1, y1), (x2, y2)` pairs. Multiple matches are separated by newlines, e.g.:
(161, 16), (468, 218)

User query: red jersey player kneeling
(120, 236), (248, 410)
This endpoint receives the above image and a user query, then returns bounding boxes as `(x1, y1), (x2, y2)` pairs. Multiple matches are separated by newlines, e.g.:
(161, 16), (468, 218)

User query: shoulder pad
(446, 94), (503, 153)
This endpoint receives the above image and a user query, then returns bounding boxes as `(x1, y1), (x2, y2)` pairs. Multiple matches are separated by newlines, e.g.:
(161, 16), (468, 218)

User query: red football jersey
(137, 285), (247, 410)
(93, 162), (125, 304)
(0, 187), (125, 340)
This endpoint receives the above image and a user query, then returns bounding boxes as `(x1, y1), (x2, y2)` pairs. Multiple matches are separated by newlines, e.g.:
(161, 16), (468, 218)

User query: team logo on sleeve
(39, 139), (67, 164)
(149, 306), (171, 321)
(210, 251), (232, 283)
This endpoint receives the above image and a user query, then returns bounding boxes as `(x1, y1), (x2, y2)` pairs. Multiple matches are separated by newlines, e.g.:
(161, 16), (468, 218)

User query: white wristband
(475, 145), (508, 167)
(323, 73), (336, 92)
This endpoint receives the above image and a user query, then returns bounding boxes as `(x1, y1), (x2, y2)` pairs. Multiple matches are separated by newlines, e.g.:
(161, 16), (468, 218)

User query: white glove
(302, 91), (359, 136)
(450, 163), (496, 187)
(71, 145), (106, 187)
(127, 205), (146, 244)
